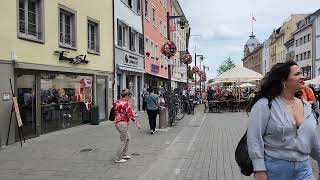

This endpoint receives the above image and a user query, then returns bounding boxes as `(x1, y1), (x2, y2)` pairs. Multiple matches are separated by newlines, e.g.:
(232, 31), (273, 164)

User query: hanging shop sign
(54, 51), (89, 64)
(161, 40), (177, 58)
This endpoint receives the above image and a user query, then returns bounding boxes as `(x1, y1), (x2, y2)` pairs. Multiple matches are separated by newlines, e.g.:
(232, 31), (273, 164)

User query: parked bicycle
(166, 93), (185, 127)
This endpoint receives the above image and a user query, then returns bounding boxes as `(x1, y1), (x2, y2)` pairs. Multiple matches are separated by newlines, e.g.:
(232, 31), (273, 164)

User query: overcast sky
(178, 0), (320, 79)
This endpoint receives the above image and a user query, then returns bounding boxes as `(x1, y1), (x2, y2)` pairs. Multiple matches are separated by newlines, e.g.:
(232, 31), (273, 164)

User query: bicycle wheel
(175, 106), (185, 121)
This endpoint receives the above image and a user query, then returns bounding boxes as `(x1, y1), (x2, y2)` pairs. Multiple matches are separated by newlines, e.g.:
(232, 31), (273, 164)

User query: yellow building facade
(0, 0), (114, 145)
(269, 14), (306, 68)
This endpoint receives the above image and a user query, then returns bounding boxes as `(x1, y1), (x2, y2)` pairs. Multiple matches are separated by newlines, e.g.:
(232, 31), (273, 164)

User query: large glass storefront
(40, 73), (93, 134)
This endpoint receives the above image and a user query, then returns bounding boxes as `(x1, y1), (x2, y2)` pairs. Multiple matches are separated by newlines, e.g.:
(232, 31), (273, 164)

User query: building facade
(242, 33), (262, 73)
(284, 38), (295, 62)
(243, 45), (263, 74)
(312, 10), (320, 77)
(170, 0), (189, 90)
(143, 0), (170, 90)
(0, 0), (113, 146)
(269, 15), (306, 69)
(293, 17), (313, 79)
(262, 39), (271, 75)
(114, 0), (144, 111)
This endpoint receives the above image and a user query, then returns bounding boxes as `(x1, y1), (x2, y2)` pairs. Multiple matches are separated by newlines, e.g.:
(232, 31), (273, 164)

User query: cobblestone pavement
(0, 107), (319, 180)
(176, 112), (319, 180)
(0, 107), (198, 180)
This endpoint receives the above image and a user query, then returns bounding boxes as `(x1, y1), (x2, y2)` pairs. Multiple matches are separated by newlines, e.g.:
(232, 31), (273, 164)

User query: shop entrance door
(97, 77), (107, 121)
(16, 74), (37, 139)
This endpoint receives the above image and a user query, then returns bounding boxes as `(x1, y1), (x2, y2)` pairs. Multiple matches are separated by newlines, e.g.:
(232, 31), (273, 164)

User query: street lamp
(203, 65), (209, 91)
(166, 12), (187, 94)
(194, 54), (204, 92)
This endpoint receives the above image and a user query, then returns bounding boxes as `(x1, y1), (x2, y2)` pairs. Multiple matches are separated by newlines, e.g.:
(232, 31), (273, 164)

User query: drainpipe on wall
(112, 0), (116, 104)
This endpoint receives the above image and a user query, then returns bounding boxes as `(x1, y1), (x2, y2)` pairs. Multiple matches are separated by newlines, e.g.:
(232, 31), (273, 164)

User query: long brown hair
(247, 61), (300, 112)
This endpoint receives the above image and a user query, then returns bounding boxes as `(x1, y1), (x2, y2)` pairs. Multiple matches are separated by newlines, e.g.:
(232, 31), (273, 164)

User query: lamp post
(203, 65), (209, 91)
(194, 54), (204, 93)
(166, 12), (186, 94)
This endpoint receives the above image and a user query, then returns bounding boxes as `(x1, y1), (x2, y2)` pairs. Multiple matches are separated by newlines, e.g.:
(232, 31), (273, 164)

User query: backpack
(235, 98), (272, 176)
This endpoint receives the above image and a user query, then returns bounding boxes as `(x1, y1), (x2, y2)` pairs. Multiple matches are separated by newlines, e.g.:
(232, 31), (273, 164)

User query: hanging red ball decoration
(181, 53), (192, 64)
(192, 66), (199, 73)
(161, 40), (177, 58)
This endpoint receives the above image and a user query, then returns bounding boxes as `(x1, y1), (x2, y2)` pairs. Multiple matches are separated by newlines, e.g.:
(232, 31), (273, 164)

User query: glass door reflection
(16, 74), (37, 139)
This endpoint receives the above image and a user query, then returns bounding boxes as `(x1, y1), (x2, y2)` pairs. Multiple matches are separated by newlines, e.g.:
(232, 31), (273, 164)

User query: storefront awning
(118, 65), (145, 74)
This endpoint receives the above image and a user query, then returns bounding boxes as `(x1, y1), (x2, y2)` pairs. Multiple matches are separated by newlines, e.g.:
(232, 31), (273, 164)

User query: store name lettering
(125, 54), (138, 66)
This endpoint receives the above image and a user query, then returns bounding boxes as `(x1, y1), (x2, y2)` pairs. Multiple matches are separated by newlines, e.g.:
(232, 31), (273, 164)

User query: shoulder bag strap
(150, 95), (159, 108)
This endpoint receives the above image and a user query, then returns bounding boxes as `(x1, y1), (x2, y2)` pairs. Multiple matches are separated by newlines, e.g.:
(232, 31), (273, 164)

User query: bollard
(159, 106), (167, 129)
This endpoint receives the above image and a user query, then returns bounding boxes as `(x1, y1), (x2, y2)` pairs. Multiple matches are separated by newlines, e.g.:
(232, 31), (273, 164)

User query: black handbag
(235, 99), (271, 176)
(108, 107), (115, 121)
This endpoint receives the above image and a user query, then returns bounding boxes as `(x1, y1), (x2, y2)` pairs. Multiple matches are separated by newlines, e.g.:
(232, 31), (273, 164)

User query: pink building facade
(143, 0), (170, 89)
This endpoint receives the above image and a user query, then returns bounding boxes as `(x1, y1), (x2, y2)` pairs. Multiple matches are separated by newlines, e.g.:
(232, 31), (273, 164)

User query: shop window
(59, 6), (76, 49)
(40, 73), (93, 133)
(18, 0), (43, 42)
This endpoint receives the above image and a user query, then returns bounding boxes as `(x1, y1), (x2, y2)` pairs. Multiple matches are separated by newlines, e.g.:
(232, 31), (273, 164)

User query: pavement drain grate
(80, 148), (93, 153)
(131, 152), (140, 156)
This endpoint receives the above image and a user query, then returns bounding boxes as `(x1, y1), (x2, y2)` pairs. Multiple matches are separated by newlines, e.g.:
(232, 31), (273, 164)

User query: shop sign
(54, 51), (89, 65)
(124, 54), (138, 67)
(151, 64), (160, 73)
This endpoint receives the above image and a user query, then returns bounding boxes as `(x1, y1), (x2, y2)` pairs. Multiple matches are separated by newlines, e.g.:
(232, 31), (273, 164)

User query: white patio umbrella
(213, 65), (263, 83)
(239, 82), (256, 88)
(305, 76), (320, 85)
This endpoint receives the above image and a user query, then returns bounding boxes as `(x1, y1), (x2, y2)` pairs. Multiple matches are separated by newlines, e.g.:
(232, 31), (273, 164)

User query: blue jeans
(265, 155), (314, 180)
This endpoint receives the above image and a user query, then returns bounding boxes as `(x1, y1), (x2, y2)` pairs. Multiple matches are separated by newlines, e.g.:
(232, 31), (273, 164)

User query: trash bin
(91, 105), (100, 125)
(159, 106), (167, 129)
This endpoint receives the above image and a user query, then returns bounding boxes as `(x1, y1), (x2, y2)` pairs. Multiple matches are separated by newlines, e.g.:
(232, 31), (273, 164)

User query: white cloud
(178, 0), (320, 79)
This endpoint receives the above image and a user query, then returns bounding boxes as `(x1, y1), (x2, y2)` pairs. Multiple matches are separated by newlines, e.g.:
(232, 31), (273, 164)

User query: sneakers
(115, 159), (127, 163)
(150, 130), (155, 135)
(123, 155), (131, 159)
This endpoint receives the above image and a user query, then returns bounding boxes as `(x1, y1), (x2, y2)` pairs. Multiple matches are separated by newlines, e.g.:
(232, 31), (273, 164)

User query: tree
(207, 79), (214, 84)
(187, 66), (194, 80)
(217, 57), (236, 75)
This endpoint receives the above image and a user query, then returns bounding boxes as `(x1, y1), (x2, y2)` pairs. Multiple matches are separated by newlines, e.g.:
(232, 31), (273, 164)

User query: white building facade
(293, 18), (313, 79)
(170, 0), (189, 90)
(114, 0), (144, 110)
(313, 10), (320, 77)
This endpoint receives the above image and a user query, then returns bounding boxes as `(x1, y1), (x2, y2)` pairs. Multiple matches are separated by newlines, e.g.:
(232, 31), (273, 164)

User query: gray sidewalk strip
(137, 108), (207, 180)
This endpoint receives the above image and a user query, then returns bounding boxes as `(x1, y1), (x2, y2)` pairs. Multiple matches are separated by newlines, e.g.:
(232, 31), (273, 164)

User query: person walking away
(145, 88), (159, 134)
(247, 61), (320, 180)
(113, 89), (140, 163)
(142, 87), (149, 111)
